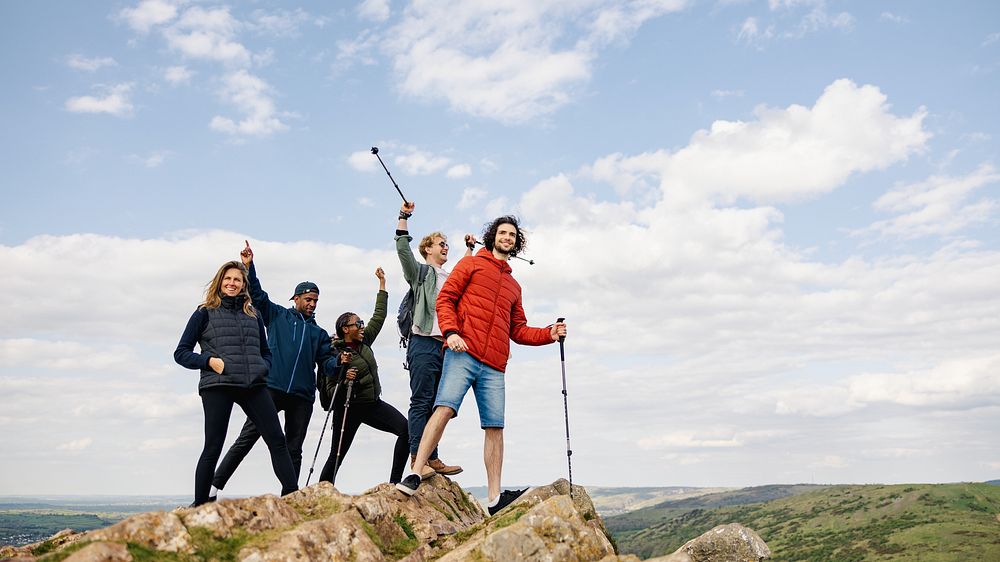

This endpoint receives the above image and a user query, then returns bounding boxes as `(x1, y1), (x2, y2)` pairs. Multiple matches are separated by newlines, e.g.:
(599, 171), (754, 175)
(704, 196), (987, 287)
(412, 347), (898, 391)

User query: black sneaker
(488, 488), (528, 516)
(395, 473), (421, 496)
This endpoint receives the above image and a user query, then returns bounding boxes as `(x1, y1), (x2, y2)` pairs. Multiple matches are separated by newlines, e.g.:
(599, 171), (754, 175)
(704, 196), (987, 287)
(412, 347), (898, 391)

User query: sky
(1, 1), (999, 498)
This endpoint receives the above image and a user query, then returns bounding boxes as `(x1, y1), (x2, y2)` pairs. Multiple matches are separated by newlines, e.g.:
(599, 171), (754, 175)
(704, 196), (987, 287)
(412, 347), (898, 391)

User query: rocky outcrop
(0, 477), (770, 562)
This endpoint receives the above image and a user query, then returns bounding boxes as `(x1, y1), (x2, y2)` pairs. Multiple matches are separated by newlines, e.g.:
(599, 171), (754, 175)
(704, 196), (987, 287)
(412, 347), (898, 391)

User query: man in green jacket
(395, 201), (471, 478)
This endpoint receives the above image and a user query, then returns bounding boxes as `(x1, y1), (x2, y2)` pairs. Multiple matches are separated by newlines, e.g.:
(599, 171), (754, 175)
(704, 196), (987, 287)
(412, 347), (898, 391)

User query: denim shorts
(434, 349), (505, 428)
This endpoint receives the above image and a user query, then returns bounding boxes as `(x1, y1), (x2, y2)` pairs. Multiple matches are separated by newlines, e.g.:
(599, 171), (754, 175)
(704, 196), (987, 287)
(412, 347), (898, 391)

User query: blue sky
(1, 0), (999, 497)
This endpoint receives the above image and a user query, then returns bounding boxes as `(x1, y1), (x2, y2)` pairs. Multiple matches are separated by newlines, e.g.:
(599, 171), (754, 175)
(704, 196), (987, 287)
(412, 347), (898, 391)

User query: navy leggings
(196, 386), (298, 505)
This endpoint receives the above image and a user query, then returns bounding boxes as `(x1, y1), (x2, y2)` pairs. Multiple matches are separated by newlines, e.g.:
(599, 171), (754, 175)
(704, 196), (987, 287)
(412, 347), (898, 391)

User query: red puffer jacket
(436, 248), (553, 372)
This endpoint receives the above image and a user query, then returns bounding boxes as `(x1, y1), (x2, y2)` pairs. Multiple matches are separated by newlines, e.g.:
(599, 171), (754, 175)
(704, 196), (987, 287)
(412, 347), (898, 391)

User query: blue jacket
(248, 262), (337, 402)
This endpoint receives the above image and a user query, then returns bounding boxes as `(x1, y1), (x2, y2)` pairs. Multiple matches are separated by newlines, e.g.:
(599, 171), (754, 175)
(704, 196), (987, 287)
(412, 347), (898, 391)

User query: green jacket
(326, 289), (387, 405)
(395, 233), (439, 335)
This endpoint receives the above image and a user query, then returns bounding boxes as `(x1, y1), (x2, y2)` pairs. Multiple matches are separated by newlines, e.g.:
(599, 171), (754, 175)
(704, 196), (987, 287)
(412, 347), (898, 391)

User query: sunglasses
(344, 319), (364, 330)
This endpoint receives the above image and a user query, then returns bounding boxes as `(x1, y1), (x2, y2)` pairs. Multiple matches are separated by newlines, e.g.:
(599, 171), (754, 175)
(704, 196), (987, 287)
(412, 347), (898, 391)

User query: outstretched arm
(395, 202), (420, 283)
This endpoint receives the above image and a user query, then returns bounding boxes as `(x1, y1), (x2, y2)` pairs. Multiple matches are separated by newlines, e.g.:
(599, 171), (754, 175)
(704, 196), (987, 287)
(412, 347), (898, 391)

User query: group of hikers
(174, 203), (568, 516)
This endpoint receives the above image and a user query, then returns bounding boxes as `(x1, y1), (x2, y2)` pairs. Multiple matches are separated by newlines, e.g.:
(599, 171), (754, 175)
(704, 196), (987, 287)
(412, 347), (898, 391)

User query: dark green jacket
(326, 289), (387, 405)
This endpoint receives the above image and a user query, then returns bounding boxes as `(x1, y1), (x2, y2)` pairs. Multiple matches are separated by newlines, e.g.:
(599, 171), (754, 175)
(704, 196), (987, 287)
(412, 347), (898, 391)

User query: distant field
(608, 483), (1000, 562)
(0, 497), (188, 547)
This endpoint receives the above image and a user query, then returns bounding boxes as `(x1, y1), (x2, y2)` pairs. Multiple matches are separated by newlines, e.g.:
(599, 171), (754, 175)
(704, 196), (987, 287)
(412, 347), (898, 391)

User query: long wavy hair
(201, 261), (255, 316)
(482, 215), (526, 258)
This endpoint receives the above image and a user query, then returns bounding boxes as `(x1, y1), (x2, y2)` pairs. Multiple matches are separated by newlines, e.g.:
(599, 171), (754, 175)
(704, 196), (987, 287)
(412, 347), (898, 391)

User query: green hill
(609, 483), (1000, 561)
(606, 484), (827, 534)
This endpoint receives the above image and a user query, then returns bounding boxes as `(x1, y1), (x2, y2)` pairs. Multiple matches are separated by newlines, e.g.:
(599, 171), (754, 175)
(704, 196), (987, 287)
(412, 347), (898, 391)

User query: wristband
(399, 211), (412, 219)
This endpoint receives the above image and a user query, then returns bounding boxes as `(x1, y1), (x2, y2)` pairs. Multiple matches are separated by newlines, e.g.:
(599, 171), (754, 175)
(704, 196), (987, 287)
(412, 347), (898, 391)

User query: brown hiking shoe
(427, 458), (463, 476)
(410, 456), (436, 480)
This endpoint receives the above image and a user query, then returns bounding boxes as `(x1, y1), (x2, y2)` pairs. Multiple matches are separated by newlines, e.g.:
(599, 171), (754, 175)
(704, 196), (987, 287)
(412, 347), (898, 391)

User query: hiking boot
(395, 473), (421, 496)
(427, 457), (463, 476)
(410, 455), (437, 480)
(488, 488), (529, 516)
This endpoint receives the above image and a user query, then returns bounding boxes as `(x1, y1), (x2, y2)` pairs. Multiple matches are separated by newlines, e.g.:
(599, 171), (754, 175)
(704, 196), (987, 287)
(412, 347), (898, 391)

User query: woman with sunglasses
(174, 261), (298, 506)
(319, 267), (409, 485)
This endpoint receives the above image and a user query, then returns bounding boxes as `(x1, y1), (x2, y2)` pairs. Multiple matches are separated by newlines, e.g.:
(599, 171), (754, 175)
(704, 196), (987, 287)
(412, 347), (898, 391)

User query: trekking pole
(556, 317), (573, 498)
(370, 147), (408, 203)
(472, 240), (535, 265)
(331, 378), (355, 487)
(304, 364), (346, 486)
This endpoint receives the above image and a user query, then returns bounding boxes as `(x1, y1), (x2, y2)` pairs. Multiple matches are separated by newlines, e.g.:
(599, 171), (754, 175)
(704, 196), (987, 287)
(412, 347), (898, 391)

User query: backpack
(397, 263), (431, 362)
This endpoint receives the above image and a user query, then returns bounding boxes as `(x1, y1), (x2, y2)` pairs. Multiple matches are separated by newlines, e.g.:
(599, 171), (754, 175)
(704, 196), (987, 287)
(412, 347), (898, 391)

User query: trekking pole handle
(556, 317), (566, 361)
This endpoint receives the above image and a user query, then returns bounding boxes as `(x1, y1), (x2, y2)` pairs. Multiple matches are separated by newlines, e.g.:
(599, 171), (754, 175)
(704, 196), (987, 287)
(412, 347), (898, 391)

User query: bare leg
(484, 427), (503, 501)
(412, 406), (454, 474)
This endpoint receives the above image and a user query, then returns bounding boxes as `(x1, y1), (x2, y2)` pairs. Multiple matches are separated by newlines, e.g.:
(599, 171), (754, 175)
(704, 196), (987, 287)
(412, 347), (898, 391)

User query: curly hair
(482, 215), (526, 258)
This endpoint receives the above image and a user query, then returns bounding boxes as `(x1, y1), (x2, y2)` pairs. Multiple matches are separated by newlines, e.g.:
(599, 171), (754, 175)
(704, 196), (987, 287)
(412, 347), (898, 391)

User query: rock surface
(1, 477), (770, 561)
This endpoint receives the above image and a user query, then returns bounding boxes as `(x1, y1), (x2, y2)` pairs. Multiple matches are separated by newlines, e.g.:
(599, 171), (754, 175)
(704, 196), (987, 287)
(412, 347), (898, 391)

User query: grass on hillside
(611, 483), (1000, 562)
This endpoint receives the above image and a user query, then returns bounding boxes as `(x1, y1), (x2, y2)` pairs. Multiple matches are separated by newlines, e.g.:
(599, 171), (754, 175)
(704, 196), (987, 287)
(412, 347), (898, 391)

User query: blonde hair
(418, 231), (447, 259)
(201, 261), (256, 316)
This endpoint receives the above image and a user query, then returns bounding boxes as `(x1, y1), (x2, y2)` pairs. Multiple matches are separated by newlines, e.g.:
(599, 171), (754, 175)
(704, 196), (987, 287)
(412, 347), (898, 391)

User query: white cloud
(711, 89), (744, 99)
(348, 149), (378, 172)
(446, 164), (472, 179)
(574, 80), (928, 207)
(247, 8), (312, 37)
(136, 150), (171, 168)
(856, 163), (1000, 240)
(879, 12), (908, 25)
(458, 186), (488, 209)
(357, 0), (391, 22)
(163, 6), (250, 66)
(382, 1), (686, 123)
(358, 197), (375, 207)
(209, 70), (288, 137)
(58, 437), (93, 451)
(737, 16), (774, 45)
(164, 65), (193, 84)
(138, 436), (197, 452)
(395, 150), (450, 175)
(65, 83), (134, 117)
(66, 54), (118, 72)
(983, 32), (1000, 47)
(118, 0), (180, 33)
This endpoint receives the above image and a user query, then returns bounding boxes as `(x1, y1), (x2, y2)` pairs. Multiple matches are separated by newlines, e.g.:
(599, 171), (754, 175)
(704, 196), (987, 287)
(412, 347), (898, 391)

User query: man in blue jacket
(210, 241), (338, 498)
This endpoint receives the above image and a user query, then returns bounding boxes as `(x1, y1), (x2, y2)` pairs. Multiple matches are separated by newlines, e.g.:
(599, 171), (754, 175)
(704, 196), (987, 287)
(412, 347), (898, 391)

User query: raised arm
(363, 267), (389, 344)
(241, 241), (280, 324)
(395, 201), (420, 283)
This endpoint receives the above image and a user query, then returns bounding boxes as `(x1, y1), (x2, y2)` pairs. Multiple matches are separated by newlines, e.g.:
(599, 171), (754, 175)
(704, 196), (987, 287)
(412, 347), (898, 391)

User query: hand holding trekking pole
(556, 317), (574, 498)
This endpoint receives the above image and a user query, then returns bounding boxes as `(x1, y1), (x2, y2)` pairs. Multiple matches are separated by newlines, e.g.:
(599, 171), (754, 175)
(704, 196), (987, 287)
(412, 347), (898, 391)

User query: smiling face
(492, 223), (518, 257)
(426, 235), (449, 266)
(340, 314), (364, 343)
(221, 267), (245, 297)
(293, 292), (319, 317)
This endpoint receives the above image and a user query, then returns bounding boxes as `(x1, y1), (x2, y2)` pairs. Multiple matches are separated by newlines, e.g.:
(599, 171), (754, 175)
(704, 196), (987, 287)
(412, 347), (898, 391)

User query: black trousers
(212, 388), (314, 489)
(319, 399), (409, 484)
(196, 386), (297, 505)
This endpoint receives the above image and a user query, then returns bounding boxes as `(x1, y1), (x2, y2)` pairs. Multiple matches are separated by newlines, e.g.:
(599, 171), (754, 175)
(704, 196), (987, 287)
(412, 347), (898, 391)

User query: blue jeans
(406, 334), (443, 458)
(435, 349), (505, 428)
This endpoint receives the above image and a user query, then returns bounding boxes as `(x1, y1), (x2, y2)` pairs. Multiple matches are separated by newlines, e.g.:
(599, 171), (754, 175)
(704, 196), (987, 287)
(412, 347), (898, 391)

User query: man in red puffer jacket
(396, 215), (568, 516)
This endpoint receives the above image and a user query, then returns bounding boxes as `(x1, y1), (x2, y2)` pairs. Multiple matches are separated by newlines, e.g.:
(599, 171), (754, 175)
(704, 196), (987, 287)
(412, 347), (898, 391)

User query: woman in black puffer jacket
(174, 260), (297, 506)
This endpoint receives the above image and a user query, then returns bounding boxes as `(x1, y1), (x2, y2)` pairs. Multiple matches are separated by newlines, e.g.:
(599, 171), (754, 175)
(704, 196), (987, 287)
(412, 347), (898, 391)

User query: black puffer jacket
(174, 295), (272, 391)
